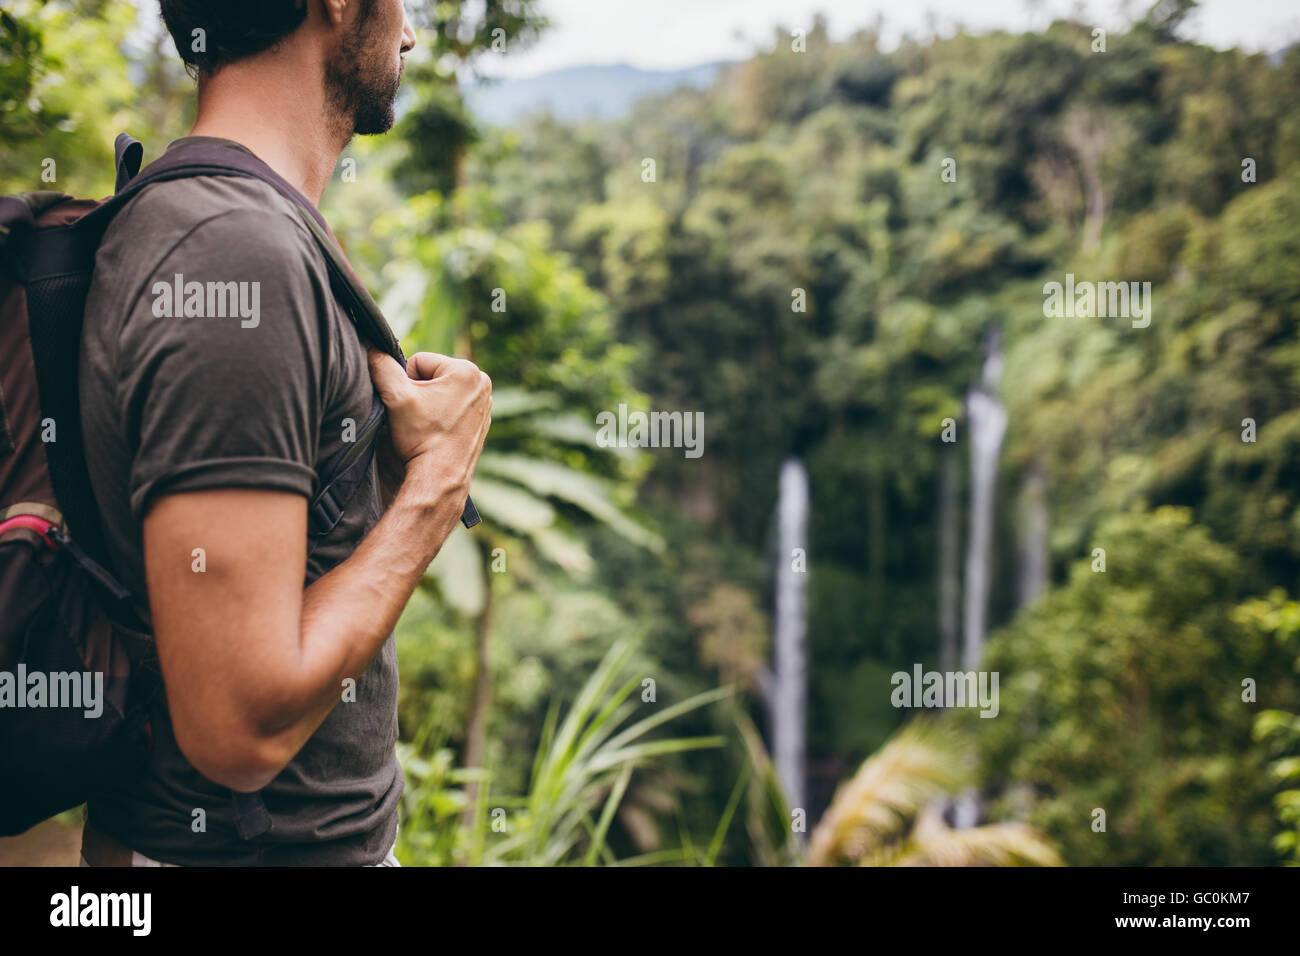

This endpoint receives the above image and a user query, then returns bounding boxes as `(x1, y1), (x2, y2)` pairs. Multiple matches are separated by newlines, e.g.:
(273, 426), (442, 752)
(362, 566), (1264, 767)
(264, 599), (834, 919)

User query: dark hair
(159, 0), (311, 75)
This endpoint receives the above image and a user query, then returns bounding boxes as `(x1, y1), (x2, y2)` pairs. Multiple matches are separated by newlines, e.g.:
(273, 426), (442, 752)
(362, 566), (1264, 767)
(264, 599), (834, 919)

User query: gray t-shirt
(79, 136), (402, 865)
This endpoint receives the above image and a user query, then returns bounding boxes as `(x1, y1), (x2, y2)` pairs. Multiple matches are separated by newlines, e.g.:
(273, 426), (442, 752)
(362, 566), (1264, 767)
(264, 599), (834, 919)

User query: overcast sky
(473, 0), (1300, 78)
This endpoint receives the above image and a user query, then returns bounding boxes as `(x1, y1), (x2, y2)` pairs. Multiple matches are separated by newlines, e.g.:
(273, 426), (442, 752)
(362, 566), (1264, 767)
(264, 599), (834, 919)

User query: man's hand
(367, 350), (491, 504)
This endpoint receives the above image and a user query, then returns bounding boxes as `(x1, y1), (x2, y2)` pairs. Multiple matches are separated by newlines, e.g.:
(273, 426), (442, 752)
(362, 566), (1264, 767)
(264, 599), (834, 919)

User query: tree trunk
(938, 446), (961, 673)
(460, 547), (493, 831)
(1016, 460), (1049, 608)
(867, 464), (889, 656)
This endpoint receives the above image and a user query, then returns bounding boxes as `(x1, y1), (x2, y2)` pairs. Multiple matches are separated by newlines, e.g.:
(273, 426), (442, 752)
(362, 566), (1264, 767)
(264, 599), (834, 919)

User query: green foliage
(397, 639), (728, 866)
(1246, 594), (1300, 864)
(375, 196), (661, 613)
(975, 507), (1299, 865)
(0, 1), (148, 194)
(464, 7), (1300, 863)
(392, 0), (547, 206)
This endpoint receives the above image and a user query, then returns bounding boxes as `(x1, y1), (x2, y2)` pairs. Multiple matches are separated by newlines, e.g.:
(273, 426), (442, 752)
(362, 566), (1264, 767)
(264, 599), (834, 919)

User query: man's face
(325, 0), (416, 136)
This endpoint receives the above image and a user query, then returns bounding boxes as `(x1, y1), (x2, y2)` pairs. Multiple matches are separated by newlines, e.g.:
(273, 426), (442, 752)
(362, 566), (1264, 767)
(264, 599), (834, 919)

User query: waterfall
(772, 458), (809, 832)
(950, 331), (1007, 831)
(961, 330), (1007, 671)
(924, 331), (1007, 833)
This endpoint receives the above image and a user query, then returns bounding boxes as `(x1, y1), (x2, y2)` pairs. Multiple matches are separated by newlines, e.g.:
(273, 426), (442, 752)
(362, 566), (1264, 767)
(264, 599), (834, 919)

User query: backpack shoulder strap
(308, 391), (386, 544)
(114, 133), (143, 194)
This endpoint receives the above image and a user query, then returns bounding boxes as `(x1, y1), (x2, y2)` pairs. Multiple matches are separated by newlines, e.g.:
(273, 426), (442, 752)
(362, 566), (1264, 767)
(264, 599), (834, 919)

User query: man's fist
(367, 350), (491, 499)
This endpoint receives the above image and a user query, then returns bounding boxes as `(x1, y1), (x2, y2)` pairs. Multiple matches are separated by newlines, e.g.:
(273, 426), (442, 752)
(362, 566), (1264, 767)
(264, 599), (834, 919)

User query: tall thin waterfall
(772, 458), (809, 830)
(952, 331), (1007, 831)
(961, 331), (1007, 671)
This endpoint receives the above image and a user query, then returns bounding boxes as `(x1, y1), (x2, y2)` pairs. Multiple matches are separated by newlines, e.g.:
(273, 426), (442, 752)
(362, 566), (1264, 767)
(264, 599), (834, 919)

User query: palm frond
(882, 804), (1063, 867)
(806, 721), (964, 866)
(806, 721), (1061, 867)
(477, 452), (664, 551)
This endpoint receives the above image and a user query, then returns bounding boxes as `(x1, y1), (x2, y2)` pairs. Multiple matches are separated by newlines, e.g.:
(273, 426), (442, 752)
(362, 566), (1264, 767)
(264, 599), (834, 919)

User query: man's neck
(188, 55), (348, 207)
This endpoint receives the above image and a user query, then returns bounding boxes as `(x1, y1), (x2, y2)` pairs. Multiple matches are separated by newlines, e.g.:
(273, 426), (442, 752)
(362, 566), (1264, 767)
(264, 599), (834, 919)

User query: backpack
(0, 133), (479, 838)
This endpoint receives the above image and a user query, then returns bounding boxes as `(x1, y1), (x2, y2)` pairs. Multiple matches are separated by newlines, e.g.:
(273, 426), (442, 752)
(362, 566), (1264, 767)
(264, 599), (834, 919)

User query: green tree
(392, 0), (547, 202)
(365, 192), (663, 819)
(976, 507), (1298, 865)
(0, 0), (140, 194)
(1246, 594), (1300, 865)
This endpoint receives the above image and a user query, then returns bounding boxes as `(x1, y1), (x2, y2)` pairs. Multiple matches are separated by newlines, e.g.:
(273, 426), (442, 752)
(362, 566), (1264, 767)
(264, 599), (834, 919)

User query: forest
(2, 0), (1299, 867)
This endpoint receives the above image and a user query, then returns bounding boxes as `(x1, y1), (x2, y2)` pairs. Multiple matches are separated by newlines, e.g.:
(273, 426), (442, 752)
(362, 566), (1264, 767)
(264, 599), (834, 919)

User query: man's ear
(321, 0), (351, 28)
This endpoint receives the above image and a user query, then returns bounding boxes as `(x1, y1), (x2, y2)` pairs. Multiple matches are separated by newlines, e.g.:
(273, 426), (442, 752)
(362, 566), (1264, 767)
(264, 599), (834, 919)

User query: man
(77, 0), (491, 865)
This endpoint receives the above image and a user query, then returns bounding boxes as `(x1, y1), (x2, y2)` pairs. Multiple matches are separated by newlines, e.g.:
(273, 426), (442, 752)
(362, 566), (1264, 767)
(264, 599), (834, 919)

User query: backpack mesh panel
(24, 269), (110, 566)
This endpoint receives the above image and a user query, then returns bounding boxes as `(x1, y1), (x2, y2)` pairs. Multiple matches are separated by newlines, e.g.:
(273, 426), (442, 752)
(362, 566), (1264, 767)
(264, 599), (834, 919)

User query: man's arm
(144, 351), (490, 793)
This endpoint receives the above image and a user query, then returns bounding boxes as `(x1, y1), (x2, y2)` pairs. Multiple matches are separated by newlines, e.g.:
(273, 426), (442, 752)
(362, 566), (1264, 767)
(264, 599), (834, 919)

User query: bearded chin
(326, 51), (401, 137)
(351, 77), (399, 136)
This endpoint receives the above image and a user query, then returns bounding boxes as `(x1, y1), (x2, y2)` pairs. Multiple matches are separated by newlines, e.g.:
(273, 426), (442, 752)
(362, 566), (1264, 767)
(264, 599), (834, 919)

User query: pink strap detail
(0, 514), (58, 549)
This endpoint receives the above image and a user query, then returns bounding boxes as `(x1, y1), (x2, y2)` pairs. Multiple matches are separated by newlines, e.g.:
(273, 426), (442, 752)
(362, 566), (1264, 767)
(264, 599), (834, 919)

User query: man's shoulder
(99, 174), (319, 271)
(83, 171), (339, 381)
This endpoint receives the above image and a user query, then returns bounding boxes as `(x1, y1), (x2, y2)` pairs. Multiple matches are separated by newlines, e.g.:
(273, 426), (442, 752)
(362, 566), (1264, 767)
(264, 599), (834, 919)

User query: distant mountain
(466, 62), (730, 126)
